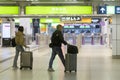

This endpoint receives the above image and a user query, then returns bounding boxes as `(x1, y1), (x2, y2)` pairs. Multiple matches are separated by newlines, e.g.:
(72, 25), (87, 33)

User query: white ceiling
(0, 0), (119, 6)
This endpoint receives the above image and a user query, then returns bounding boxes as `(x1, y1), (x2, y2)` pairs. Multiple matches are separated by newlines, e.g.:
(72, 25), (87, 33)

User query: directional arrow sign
(100, 8), (105, 13)
(98, 6), (106, 14)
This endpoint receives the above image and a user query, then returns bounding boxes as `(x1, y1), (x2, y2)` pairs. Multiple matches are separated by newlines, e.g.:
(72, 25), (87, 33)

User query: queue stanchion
(100, 35), (104, 45)
(82, 33), (85, 45)
(73, 33), (76, 45)
(91, 36), (94, 45)
(91, 33), (94, 45)
(35, 33), (39, 45)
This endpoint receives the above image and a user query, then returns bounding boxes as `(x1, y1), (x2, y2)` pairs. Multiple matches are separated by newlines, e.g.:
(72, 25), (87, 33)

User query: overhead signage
(0, 6), (19, 15)
(81, 18), (91, 23)
(107, 6), (115, 14)
(26, 6), (92, 15)
(61, 16), (81, 21)
(98, 6), (106, 14)
(98, 6), (120, 14)
(92, 18), (101, 23)
(115, 6), (120, 14)
(40, 18), (60, 23)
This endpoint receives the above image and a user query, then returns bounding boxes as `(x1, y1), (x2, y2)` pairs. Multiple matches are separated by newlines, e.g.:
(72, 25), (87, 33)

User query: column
(10, 19), (15, 38)
(19, 18), (32, 45)
(112, 15), (120, 58)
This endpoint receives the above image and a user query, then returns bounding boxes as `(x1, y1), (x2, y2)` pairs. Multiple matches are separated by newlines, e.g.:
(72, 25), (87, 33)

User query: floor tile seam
(0, 46), (48, 63)
(0, 66), (11, 73)
(0, 56), (14, 63)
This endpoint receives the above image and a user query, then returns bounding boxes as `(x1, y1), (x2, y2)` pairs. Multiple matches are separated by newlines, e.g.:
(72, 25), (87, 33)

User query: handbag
(49, 43), (53, 48)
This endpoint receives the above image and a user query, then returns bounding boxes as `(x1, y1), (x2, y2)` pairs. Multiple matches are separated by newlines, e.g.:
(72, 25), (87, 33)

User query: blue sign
(115, 6), (120, 14)
(98, 6), (106, 14)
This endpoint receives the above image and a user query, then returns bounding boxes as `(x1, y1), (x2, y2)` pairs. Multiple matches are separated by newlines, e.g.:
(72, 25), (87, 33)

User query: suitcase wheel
(75, 70), (77, 72)
(64, 70), (66, 72)
(69, 70), (71, 72)
(30, 67), (32, 70)
(20, 67), (22, 70)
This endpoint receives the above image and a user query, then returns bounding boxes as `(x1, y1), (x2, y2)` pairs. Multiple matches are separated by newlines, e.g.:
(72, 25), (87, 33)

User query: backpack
(11, 38), (16, 47)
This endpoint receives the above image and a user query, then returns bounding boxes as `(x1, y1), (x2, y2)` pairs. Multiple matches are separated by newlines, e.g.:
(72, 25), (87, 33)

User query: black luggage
(11, 38), (16, 47)
(67, 45), (78, 54)
(20, 48), (33, 70)
(64, 54), (77, 72)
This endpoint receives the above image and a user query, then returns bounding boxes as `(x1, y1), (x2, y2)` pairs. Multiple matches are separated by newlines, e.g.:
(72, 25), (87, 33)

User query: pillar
(10, 19), (15, 38)
(19, 18), (32, 45)
(112, 15), (120, 58)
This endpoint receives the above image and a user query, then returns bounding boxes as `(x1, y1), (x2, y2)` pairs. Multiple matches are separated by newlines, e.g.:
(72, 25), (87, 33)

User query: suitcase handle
(25, 47), (30, 51)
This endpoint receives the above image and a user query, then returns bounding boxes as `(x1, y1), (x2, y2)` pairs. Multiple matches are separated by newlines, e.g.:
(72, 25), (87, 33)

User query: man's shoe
(48, 68), (55, 72)
(12, 66), (19, 69)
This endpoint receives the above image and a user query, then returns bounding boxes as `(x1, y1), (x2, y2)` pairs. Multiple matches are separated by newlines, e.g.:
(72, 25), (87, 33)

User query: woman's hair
(18, 26), (24, 32)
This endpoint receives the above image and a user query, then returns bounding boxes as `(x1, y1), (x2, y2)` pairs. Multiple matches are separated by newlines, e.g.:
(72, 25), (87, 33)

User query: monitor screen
(80, 24), (84, 28)
(84, 24), (90, 28)
(95, 25), (100, 28)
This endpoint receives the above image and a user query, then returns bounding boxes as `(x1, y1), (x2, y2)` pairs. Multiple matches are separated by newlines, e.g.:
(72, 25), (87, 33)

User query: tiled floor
(0, 45), (120, 80)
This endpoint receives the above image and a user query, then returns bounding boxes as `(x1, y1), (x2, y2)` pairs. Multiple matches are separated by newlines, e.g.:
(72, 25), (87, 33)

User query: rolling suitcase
(64, 54), (77, 72)
(20, 48), (33, 70)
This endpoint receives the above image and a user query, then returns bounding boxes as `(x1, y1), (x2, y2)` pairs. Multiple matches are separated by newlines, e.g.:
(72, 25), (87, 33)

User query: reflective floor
(0, 45), (120, 80)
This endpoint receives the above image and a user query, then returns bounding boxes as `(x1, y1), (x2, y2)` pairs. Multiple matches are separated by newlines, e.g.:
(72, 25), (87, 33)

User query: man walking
(48, 24), (68, 72)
